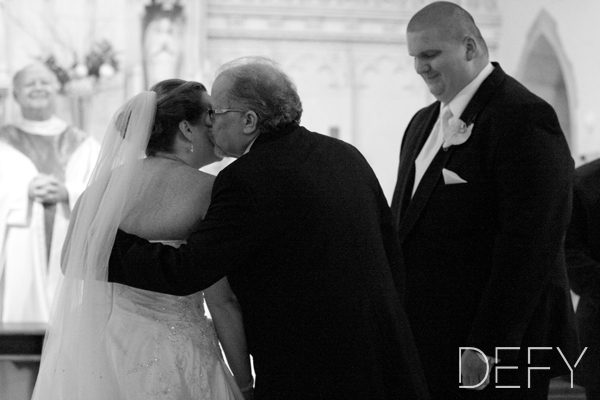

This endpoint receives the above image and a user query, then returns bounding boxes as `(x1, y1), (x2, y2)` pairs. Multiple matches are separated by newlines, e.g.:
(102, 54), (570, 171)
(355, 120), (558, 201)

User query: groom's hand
(460, 349), (494, 390)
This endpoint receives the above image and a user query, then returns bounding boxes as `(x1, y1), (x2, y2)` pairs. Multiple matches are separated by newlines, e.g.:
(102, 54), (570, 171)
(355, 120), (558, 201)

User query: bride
(31, 80), (253, 399)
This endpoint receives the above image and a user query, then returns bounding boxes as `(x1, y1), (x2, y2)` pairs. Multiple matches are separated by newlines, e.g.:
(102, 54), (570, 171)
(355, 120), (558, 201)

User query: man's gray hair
(216, 56), (302, 134)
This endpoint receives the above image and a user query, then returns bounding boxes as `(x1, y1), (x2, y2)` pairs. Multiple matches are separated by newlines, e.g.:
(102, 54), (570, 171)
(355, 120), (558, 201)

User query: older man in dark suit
(565, 158), (600, 400)
(108, 56), (429, 400)
(391, 2), (580, 399)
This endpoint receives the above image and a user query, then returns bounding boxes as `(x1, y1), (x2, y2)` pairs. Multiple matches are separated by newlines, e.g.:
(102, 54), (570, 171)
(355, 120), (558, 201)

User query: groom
(391, 2), (579, 399)
(109, 57), (429, 400)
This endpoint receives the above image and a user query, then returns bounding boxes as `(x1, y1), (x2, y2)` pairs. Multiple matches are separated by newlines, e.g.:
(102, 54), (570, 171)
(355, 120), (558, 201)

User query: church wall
(496, 0), (600, 164)
(9, 0), (586, 199)
(0, 2), (594, 399)
(206, 37), (427, 198)
(203, 0), (500, 199)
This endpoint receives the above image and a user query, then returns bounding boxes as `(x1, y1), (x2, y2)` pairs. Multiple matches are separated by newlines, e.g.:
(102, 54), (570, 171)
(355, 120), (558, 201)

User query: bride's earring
(190, 144), (194, 153)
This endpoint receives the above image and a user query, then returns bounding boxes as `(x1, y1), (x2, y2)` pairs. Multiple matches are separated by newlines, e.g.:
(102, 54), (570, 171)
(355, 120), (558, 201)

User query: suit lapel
(397, 63), (505, 242)
(392, 104), (440, 227)
(398, 146), (454, 241)
(459, 62), (505, 128)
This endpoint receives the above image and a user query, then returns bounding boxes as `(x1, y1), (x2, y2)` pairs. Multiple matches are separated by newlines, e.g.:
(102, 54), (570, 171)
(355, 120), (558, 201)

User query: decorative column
(0, 0), (9, 125)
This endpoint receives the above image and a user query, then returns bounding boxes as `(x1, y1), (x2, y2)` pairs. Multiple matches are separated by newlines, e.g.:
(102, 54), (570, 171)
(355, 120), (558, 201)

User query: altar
(0, 323), (46, 400)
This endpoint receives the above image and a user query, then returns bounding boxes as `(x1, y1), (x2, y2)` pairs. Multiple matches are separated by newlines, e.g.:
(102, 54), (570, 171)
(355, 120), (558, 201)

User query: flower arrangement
(43, 40), (119, 96)
(44, 55), (71, 91)
(82, 40), (119, 80)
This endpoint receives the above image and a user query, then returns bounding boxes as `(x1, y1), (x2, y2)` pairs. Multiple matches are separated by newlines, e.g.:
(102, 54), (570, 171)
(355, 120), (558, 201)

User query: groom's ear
(242, 111), (259, 135)
(463, 36), (478, 61)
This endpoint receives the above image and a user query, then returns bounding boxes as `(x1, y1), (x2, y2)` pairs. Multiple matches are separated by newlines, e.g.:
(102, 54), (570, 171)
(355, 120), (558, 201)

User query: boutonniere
(442, 116), (475, 150)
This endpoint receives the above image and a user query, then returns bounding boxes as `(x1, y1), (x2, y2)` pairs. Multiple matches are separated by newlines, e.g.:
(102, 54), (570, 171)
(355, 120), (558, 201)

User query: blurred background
(0, 1), (597, 399)
(1, 0), (598, 201)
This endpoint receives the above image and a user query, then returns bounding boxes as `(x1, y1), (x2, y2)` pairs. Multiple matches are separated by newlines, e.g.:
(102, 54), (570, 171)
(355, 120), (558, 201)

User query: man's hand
(28, 174), (69, 204)
(460, 349), (495, 390)
(242, 387), (254, 400)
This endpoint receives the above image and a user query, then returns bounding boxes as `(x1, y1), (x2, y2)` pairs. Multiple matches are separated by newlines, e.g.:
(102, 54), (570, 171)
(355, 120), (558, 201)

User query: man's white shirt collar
(243, 135), (259, 155)
(17, 115), (68, 136)
(444, 63), (494, 119)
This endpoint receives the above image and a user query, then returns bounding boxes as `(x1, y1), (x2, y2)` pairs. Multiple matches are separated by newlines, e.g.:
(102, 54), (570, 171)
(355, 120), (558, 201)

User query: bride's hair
(146, 79), (209, 156)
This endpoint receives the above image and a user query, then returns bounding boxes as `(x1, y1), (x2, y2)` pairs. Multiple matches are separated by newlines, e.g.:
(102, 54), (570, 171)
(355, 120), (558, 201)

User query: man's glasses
(206, 108), (247, 122)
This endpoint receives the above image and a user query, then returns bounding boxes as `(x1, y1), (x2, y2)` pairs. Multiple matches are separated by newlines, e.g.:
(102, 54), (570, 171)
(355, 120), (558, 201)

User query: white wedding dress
(106, 286), (241, 399)
(33, 241), (243, 400)
(107, 239), (242, 399)
(105, 245), (242, 400)
(31, 92), (245, 400)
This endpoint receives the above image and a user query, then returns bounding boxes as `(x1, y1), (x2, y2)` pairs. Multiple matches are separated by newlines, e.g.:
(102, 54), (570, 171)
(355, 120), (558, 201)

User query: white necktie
(412, 105), (452, 196)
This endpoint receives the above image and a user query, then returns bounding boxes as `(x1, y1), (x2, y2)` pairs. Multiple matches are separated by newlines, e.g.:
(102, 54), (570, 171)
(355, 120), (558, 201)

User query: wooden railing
(0, 323), (46, 361)
(0, 323), (46, 400)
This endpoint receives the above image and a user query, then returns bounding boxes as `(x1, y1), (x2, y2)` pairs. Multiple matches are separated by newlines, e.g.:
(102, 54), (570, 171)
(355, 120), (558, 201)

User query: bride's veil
(31, 91), (157, 399)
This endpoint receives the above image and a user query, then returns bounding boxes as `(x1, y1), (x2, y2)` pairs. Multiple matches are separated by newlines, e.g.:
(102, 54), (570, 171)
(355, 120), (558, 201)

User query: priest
(0, 63), (99, 323)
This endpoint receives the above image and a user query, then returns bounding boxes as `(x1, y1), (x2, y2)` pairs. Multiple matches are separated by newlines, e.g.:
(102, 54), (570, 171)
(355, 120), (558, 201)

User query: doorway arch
(517, 10), (575, 149)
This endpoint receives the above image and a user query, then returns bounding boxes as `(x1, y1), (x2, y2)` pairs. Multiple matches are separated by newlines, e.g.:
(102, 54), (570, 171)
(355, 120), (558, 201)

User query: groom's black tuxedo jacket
(565, 158), (600, 390)
(391, 63), (579, 395)
(109, 124), (429, 400)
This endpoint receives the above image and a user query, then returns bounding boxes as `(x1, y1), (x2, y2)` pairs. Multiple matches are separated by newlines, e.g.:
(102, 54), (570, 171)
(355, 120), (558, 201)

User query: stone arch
(516, 9), (576, 150)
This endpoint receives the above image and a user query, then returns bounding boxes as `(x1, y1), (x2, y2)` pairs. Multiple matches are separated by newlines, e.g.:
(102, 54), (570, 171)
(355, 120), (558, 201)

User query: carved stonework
(125, 0), (206, 90)
(208, 0), (441, 9)
(206, 0), (500, 47)
(141, 0), (185, 88)
(0, 3), (9, 125)
(207, 0), (498, 11)
(285, 50), (346, 88)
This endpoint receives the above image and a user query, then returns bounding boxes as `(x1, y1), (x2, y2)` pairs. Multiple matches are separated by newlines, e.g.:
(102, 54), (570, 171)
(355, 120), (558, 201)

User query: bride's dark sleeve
(108, 171), (259, 296)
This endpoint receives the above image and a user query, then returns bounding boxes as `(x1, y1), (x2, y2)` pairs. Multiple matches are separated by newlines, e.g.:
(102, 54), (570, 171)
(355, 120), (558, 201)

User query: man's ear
(243, 111), (259, 135)
(179, 120), (194, 142)
(464, 36), (477, 61)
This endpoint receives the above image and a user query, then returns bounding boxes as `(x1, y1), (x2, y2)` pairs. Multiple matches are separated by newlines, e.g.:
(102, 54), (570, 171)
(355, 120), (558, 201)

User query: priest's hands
(29, 174), (69, 204)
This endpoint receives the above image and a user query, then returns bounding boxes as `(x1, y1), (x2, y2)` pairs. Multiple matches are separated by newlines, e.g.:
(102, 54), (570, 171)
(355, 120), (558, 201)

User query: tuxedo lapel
(459, 62), (505, 126)
(393, 104), (440, 227)
(398, 146), (454, 241)
(397, 64), (505, 241)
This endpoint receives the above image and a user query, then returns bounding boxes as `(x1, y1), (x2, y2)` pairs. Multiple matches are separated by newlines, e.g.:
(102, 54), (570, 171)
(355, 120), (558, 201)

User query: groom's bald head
(408, 1), (488, 57)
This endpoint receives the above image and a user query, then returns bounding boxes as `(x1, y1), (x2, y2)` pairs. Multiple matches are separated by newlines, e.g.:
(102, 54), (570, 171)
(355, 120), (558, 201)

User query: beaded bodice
(109, 240), (222, 399)
(112, 284), (222, 399)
